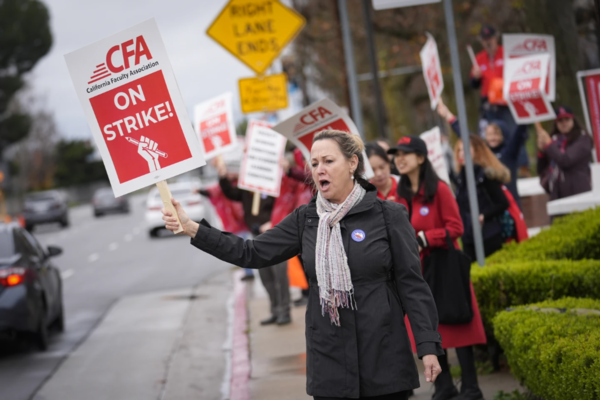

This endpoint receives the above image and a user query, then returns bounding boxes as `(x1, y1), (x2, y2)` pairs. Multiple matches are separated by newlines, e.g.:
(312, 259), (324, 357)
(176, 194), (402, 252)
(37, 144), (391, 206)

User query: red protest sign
(504, 54), (555, 124)
(65, 19), (205, 197)
(89, 70), (192, 183)
(194, 93), (237, 160)
(420, 33), (444, 109)
(584, 72), (600, 161)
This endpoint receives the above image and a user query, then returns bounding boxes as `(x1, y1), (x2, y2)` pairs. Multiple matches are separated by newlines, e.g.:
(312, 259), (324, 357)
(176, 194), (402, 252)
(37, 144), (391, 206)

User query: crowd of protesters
(159, 23), (595, 400)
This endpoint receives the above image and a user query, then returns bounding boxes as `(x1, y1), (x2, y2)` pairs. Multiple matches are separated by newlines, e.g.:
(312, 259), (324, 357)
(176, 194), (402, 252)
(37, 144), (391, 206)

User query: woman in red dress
(365, 142), (399, 201)
(388, 136), (487, 400)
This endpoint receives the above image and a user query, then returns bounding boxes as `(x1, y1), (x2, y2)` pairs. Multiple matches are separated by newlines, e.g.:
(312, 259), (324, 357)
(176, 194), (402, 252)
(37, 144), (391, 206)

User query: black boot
(453, 346), (484, 400)
(260, 315), (277, 325)
(433, 352), (458, 400)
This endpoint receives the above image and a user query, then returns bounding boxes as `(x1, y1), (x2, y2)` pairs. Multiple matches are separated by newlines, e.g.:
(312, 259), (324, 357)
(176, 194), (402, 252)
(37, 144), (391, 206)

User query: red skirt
(405, 281), (487, 350)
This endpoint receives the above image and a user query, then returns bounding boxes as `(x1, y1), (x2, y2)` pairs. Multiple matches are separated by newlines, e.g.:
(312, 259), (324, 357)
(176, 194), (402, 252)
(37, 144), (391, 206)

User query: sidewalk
(34, 271), (233, 400)
(245, 276), (523, 400)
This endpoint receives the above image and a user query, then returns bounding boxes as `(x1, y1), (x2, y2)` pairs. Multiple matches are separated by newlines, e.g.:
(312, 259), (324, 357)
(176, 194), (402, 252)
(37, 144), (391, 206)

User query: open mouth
(319, 180), (331, 191)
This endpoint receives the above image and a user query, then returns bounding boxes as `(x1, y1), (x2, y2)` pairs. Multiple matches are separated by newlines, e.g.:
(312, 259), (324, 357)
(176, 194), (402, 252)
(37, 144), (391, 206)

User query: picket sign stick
(466, 45), (477, 67)
(251, 191), (261, 216)
(156, 180), (183, 234)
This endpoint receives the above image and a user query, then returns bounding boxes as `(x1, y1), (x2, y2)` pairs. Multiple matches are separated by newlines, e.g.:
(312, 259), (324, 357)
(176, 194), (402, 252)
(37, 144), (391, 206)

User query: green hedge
(486, 207), (600, 265)
(471, 259), (600, 332)
(494, 297), (600, 400)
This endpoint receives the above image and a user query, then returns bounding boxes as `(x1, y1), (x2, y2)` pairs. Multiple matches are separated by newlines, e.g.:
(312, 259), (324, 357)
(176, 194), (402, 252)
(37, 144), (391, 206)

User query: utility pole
(338, 0), (365, 136)
(443, 0), (485, 266)
(362, 0), (390, 140)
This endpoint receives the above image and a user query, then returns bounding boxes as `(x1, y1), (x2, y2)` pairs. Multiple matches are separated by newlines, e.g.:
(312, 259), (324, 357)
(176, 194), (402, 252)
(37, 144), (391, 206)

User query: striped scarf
(315, 182), (366, 326)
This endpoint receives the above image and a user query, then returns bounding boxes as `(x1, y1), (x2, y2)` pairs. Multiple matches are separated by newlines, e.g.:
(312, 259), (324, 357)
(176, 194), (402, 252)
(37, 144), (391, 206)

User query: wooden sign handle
(251, 191), (261, 216)
(156, 180), (184, 234)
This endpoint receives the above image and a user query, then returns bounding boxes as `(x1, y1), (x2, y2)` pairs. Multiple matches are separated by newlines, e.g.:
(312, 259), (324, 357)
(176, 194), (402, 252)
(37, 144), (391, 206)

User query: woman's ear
(349, 154), (359, 172)
(417, 155), (426, 166)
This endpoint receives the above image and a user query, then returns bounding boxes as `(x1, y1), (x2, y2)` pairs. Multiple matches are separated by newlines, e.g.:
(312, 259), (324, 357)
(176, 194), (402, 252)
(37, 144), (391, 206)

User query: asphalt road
(0, 194), (229, 400)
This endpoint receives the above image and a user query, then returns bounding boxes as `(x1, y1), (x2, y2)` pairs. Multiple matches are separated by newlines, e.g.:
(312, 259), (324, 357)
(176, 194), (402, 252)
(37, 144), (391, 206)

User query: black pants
(314, 391), (409, 400)
(463, 233), (504, 262)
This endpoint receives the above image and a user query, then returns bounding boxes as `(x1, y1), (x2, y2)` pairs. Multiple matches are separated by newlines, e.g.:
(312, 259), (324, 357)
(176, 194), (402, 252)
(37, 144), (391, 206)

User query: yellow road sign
(239, 73), (288, 113)
(207, 0), (306, 75)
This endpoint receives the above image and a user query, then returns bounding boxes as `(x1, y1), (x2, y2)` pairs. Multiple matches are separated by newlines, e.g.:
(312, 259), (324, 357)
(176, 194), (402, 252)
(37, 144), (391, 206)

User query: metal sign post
(338, 0), (365, 136)
(443, 0), (485, 265)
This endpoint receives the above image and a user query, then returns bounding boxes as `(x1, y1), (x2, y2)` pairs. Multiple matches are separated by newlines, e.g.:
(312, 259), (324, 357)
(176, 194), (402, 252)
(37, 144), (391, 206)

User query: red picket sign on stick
(65, 19), (206, 232)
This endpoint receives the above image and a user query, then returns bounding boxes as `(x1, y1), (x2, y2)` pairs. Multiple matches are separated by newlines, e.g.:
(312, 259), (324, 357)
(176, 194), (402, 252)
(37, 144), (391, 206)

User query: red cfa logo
(88, 36), (153, 84)
(293, 106), (333, 133)
(512, 39), (548, 54)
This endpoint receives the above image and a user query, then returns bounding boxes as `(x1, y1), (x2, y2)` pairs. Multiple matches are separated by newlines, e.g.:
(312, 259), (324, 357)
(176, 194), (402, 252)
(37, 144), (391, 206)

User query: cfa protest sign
(577, 69), (600, 161)
(271, 98), (374, 178)
(239, 73), (288, 113)
(194, 92), (237, 160)
(503, 34), (556, 101)
(238, 120), (287, 197)
(64, 19), (205, 198)
(207, 0), (305, 75)
(420, 127), (450, 185)
(420, 33), (444, 109)
(504, 54), (555, 124)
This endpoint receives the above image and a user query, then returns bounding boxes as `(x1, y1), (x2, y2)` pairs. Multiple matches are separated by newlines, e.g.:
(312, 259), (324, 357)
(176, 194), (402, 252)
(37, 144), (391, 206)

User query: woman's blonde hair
(454, 134), (511, 184)
(313, 130), (365, 180)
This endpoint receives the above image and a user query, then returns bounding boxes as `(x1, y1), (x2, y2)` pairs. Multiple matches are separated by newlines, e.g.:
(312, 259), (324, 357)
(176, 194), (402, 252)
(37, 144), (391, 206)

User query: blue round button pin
(420, 206), (430, 216)
(351, 229), (366, 242)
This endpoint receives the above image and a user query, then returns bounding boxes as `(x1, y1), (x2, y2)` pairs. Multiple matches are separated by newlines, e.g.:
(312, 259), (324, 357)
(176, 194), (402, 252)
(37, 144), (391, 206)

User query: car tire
(60, 216), (70, 228)
(25, 224), (34, 232)
(35, 310), (49, 351)
(94, 212), (103, 218)
(53, 307), (65, 333)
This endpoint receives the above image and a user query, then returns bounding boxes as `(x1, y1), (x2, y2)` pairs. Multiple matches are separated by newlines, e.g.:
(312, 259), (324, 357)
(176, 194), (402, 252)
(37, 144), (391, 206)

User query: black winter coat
(191, 184), (443, 398)
(455, 165), (510, 245)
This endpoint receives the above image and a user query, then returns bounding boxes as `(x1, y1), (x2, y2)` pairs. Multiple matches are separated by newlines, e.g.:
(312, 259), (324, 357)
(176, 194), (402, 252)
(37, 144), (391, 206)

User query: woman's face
(393, 151), (422, 175)
(485, 125), (504, 148)
(456, 143), (474, 166)
(556, 117), (574, 134)
(311, 139), (357, 204)
(368, 155), (391, 188)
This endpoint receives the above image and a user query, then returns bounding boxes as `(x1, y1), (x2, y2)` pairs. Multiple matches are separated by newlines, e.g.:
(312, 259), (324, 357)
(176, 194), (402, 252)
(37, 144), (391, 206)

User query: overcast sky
(28, 0), (281, 140)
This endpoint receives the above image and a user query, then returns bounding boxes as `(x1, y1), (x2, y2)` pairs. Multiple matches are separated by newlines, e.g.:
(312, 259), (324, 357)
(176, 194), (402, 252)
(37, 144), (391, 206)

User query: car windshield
(95, 189), (115, 200)
(0, 226), (15, 258)
(26, 192), (57, 202)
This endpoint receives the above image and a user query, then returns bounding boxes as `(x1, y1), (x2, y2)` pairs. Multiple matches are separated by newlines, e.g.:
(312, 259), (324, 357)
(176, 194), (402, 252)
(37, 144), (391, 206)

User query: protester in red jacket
(388, 136), (487, 400)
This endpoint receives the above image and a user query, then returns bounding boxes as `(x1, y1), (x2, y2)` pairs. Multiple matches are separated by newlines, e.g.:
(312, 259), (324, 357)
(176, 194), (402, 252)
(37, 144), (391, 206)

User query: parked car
(0, 223), (64, 350)
(145, 181), (205, 237)
(93, 188), (129, 217)
(23, 191), (69, 231)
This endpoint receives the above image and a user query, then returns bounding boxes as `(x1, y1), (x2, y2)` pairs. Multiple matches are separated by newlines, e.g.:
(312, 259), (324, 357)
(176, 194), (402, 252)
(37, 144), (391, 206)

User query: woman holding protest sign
(388, 136), (486, 400)
(366, 142), (399, 201)
(162, 130), (443, 399)
(535, 106), (594, 202)
(453, 135), (511, 261)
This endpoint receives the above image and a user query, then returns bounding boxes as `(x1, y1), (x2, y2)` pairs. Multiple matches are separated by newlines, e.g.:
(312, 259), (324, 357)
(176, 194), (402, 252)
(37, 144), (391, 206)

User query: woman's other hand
(478, 214), (485, 226)
(259, 221), (272, 234)
(162, 198), (199, 238)
(422, 354), (442, 383)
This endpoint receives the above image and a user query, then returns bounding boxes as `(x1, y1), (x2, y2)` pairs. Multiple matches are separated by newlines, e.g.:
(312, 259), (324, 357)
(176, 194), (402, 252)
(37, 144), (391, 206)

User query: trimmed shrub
(486, 207), (600, 265)
(471, 259), (600, 332)
(494, 297), (600, 400)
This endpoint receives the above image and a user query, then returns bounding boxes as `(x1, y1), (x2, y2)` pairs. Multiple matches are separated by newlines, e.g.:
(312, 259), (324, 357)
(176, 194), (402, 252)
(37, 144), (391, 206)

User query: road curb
(230, 271), (251, 400)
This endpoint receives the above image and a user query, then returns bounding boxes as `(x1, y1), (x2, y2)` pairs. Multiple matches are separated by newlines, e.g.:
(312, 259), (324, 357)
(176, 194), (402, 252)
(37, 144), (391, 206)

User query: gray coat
(191, 184), (443, 398)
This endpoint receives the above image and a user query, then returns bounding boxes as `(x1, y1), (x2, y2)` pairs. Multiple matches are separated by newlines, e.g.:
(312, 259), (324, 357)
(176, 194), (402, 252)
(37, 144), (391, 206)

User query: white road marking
(88, 253), (99, 263)
(60, 269), (75, 280)
(124, 234), (133, 242)
(108, 242), (119, 251)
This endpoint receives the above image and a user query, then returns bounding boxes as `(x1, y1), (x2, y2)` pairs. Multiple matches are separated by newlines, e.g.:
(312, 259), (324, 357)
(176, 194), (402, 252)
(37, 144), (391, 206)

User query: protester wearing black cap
(388, 136), (487, 400)
(535, 106), (594, 202)
(470, 25), (503, 103)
